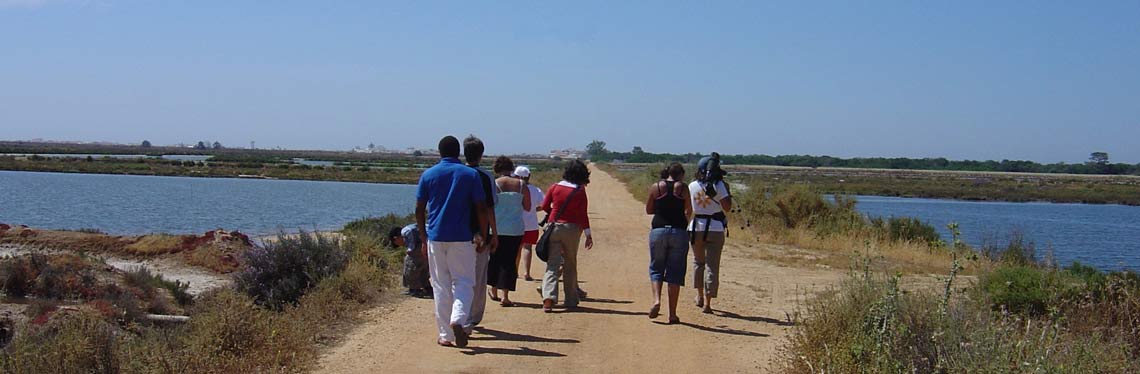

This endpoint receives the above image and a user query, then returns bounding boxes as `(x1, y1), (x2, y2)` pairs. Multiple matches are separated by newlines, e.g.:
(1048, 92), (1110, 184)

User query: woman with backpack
(539, 159), (594, 313)
(688, 154), (732, 314)
(645, 163), (692, 324)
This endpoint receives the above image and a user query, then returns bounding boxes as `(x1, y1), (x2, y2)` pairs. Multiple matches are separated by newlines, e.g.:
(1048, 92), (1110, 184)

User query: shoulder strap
(550, 185), (581, 223)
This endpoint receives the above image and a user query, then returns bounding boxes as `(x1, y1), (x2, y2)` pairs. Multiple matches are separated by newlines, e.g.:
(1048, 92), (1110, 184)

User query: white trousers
(428, 240), (476, 341)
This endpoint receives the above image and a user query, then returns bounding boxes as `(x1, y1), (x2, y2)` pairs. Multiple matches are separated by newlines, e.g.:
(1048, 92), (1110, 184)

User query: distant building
(549, 148), (584, 160)
(351, 144), (390, 153)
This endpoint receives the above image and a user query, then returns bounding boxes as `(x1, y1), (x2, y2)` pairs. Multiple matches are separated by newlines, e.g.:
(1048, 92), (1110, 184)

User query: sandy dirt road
(317, 165), (842, 373)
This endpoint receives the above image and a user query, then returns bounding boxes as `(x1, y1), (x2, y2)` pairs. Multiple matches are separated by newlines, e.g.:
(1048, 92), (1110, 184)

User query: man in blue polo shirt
(416, 135), (488, 348)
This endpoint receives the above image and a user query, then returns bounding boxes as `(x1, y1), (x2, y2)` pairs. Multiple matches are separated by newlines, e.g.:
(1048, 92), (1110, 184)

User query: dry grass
(603, 163), (976, 275)
(0, 231), (396, 373)
(0, 229), (129, 252)
(124, 234), (183, 255)
(2, 228), (253, 275)
(183, 245), (241, 273)
(779, 271), (1139, 373)
(744, 223), (982, 275)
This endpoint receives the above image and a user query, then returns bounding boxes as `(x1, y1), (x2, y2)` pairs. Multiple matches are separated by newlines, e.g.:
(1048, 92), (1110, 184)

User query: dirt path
(317, 165), (843, 373)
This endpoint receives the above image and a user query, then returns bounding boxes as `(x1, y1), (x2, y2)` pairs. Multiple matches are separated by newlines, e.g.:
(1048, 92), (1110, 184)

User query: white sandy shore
(0, 243), (230, 295)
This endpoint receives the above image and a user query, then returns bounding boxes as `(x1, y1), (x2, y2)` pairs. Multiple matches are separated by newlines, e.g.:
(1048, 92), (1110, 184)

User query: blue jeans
(648, 227), (689, 285)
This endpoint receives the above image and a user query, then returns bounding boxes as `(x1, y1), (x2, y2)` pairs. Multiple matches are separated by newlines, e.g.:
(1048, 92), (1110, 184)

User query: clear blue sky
(2, 1), (1138, 163)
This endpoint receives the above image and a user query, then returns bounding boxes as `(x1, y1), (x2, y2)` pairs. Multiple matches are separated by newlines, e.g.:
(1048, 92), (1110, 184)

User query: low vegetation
(587, 140), (1140, 175)
(779, 253), (1140, 372)
(0, 155), (427, 184)
(0, 217), (412, 372)
(605, 164), (973, 274)
(0, 141), (566, 186)
(0, 228), (253, 274)
(730, 167), (1140, 206)
(600, 163), (1140, 372)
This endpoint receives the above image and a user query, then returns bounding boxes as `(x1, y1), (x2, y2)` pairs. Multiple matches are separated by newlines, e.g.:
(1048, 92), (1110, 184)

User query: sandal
(524, 275), (535, 281)
(695, 296), (704, 308)
(437, 339), (455, 347)
(542, 299), (554, 313)
(488, 290), (501, 302)
(501, 300), (514, 307)
(648, 304), (660, 319)
(668, 317), (681, 325)
(450, 324), (468, 348)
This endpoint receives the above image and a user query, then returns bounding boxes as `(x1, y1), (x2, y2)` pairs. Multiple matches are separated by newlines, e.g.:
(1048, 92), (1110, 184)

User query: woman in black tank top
(644, 163), (693, 324)
(651, 179), (689, 228)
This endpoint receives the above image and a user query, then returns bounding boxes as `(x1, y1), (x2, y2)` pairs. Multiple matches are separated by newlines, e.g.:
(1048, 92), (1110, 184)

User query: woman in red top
(539, 160), (594, 312)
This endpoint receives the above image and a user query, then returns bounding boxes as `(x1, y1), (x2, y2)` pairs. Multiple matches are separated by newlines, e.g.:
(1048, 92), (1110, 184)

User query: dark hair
(493, 156), (515, 176)
(463, 135), (484, 165)
(387, 226), (402, 247)
(662, 162), (685, 181)
(562, 159), (591, 185)
(438, 136), (460, 158)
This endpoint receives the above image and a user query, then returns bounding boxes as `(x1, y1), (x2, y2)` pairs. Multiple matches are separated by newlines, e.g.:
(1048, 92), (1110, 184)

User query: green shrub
(1065, 261), (1107, 292)
(980, 265), (1051, 315)
(982, 231), (1037, 265)
(978, 265), (1086, 316)
(782, 270), (1138, 373)
(341, 214), (414, 247)
(235, 230), (349, 310)
(0, 254), (100, 299)
(124, 266), (193, 308)
(1, 256), (38, 297)
(872, 216), (941, 245)
(180, 289), (309, 371)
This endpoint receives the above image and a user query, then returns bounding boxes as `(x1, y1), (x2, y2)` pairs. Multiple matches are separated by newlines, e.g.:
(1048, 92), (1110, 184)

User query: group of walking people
(409, 135), (593, 347)
(405, 134), (730, 347)
(644, 157), (732, 325)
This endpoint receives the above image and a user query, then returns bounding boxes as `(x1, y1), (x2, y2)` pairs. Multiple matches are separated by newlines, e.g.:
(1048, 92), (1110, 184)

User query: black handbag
(535, 186), (581, 262)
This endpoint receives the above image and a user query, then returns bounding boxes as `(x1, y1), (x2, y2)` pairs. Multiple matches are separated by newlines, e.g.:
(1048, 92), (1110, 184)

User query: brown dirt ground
(316, 164), (845, 373)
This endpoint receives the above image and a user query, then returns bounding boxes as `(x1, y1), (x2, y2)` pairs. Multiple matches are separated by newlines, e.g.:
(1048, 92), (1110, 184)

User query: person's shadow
(460, 346), (566, 357)
(583, 297), (633, 304)
(550, 305), (644, 316)
(470, 328), (580, 344)
(715, 310), (795, 326)
(650, 320), (770, 337)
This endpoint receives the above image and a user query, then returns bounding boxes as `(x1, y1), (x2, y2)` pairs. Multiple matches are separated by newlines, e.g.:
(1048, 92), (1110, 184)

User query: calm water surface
(851, 195), (1140, 272)
(2, 171), (1137, 271)
(0, 171), (415, 235)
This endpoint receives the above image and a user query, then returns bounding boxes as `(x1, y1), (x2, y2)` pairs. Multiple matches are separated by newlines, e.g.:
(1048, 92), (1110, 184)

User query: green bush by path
(235, 230), (349, 310)
(782, 269), (1139, 373)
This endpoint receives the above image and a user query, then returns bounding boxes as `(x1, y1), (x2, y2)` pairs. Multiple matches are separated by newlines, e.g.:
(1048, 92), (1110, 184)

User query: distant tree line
(585, 140), (1139, 175)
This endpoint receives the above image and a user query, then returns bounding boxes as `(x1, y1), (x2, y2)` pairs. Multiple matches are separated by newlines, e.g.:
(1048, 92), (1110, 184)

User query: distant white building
(549, 148), (584, 159)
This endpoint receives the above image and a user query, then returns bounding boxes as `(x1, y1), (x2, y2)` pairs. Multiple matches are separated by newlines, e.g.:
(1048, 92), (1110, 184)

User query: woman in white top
(513, 166), (545, 281)
(688, 155), (732, 314)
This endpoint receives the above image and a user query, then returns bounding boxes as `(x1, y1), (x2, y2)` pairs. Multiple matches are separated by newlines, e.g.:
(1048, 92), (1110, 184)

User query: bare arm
(645, 182), (658, 215)
(484, 202), (498, 252)
(680, 181), (693, 221)
(521, 181), (531, 212)
(473, 200), (492, 253)
(415, 200), (428, 256)
(720, 182), (733, 211)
